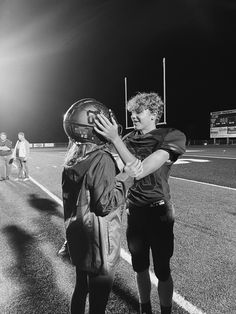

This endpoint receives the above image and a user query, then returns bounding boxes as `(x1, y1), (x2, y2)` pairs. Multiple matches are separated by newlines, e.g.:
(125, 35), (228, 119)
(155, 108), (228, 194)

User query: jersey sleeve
(89, 153), (133, 217)
(160, 129), (186, 161)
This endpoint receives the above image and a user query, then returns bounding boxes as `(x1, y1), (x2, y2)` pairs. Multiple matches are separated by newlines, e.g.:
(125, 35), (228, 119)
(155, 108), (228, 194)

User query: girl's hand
(94, 113), (119, 142)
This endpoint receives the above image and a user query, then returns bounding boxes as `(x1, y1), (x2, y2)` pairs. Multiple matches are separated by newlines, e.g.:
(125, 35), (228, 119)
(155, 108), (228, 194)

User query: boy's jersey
(123, 127), (186, 206)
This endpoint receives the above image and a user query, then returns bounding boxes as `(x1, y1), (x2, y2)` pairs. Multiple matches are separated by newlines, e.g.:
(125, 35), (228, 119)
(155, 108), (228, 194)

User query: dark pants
(0, 155), (11, 178)
(71, 267), (114, 314)
(126, 200), (174, 281)
(16, 157), (29, 179)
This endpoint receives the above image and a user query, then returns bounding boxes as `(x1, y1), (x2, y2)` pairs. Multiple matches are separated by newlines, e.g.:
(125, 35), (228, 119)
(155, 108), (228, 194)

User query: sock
(140, 301), (152, 314)
(160, 304), (172, 314)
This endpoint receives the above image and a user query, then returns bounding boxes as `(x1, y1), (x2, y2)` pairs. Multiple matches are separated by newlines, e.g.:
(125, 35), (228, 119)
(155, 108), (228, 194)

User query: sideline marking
(185, 150), (203, 152)
(170, 176), (236, 191)
(29, 176), (63, 206)
(177, 158), (209, 163)
(175, 158), (210, 165)
(120, 249), (205, 314)
(29, 175), (206, 314)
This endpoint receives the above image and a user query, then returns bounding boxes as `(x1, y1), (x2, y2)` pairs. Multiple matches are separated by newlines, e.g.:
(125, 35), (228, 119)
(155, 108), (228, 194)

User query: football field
(0, 146), (235, 314)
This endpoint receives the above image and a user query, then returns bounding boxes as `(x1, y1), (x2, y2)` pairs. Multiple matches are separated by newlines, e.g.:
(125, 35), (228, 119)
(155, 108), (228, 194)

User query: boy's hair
(127, 92), (164, 124)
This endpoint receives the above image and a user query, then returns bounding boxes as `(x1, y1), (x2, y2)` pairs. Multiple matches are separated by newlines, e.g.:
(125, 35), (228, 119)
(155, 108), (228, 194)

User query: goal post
(125, 57), (167, 130)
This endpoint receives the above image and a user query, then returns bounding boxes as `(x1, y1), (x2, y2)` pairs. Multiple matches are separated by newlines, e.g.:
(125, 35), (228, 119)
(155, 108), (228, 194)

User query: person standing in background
(12, 132), (30, 181)
(0, 132), (13, 181)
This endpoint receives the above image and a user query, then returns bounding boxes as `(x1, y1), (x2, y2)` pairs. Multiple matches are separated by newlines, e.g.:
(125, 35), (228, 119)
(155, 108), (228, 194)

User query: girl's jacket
(62, 148), (133, 274)
(12, 140), (30, 159)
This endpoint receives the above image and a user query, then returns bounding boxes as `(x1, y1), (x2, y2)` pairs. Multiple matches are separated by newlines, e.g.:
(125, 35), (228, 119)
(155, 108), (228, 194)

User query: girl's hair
(127, 92), (164, 123)
(64, 140), (106, 167)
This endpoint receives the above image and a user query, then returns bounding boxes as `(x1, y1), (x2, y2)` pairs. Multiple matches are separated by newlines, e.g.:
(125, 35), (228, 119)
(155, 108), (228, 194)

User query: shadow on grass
(110, 273), (140, 313)
(2, 225), (70, 313)
(27, 193), (64, 219)
(27, 193), (70, 259)
(176, 218), (236, 244)
(226, 210), (236, 216)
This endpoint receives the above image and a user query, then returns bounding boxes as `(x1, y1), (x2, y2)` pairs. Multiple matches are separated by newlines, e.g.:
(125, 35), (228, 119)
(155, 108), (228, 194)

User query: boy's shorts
(126, 200), (174, 281)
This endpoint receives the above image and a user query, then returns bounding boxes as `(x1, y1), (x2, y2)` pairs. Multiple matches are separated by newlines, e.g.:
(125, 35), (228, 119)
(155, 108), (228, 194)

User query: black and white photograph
(0, 1), (235, 313)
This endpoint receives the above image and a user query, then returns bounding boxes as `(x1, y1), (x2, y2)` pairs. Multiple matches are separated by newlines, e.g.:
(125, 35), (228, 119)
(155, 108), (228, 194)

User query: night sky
(0, 0), (235, 143)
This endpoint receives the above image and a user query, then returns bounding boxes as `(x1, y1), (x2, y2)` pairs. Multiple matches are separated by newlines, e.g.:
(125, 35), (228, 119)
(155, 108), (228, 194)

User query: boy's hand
(94, 113), (119, 142)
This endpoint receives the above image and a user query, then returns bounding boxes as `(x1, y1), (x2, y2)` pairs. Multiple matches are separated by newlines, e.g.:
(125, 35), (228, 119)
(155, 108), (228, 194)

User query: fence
(30, 142), (68, 148)
(187, 138), (236, 146)
(30, 140), (236, 148)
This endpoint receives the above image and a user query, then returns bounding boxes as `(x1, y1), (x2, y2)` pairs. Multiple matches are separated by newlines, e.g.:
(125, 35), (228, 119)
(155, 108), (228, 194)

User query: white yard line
(29, 176), (63, 206)
(120, 249), (205, 314)
(185, 150), (204, 152)
(170, 176), (236, 191)
(29, 175), (206, 314)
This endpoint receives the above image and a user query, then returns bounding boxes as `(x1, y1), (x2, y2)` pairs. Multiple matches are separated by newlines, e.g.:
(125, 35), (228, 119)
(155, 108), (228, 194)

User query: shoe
(6, 176), (10, 180)
(23, 177), (30, 181)
(0, 177), (6, 181)
(58, 241), (69, 257)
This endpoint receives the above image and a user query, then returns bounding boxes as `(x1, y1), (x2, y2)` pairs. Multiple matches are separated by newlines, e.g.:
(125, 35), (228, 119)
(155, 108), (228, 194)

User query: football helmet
(63, 98), (122, 145)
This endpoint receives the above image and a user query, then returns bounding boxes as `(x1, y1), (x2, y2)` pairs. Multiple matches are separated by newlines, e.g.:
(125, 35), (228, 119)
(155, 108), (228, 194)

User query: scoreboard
(210, 109), (236, 138)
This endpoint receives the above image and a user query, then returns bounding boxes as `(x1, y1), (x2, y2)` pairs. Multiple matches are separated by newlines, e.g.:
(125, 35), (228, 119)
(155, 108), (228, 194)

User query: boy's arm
(94, 115), (186, 179)
(135, 149), (169, 180)
(94, 114), (168, 178)
(94, 114), (136, 165)
(135, 129), (186, 179)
